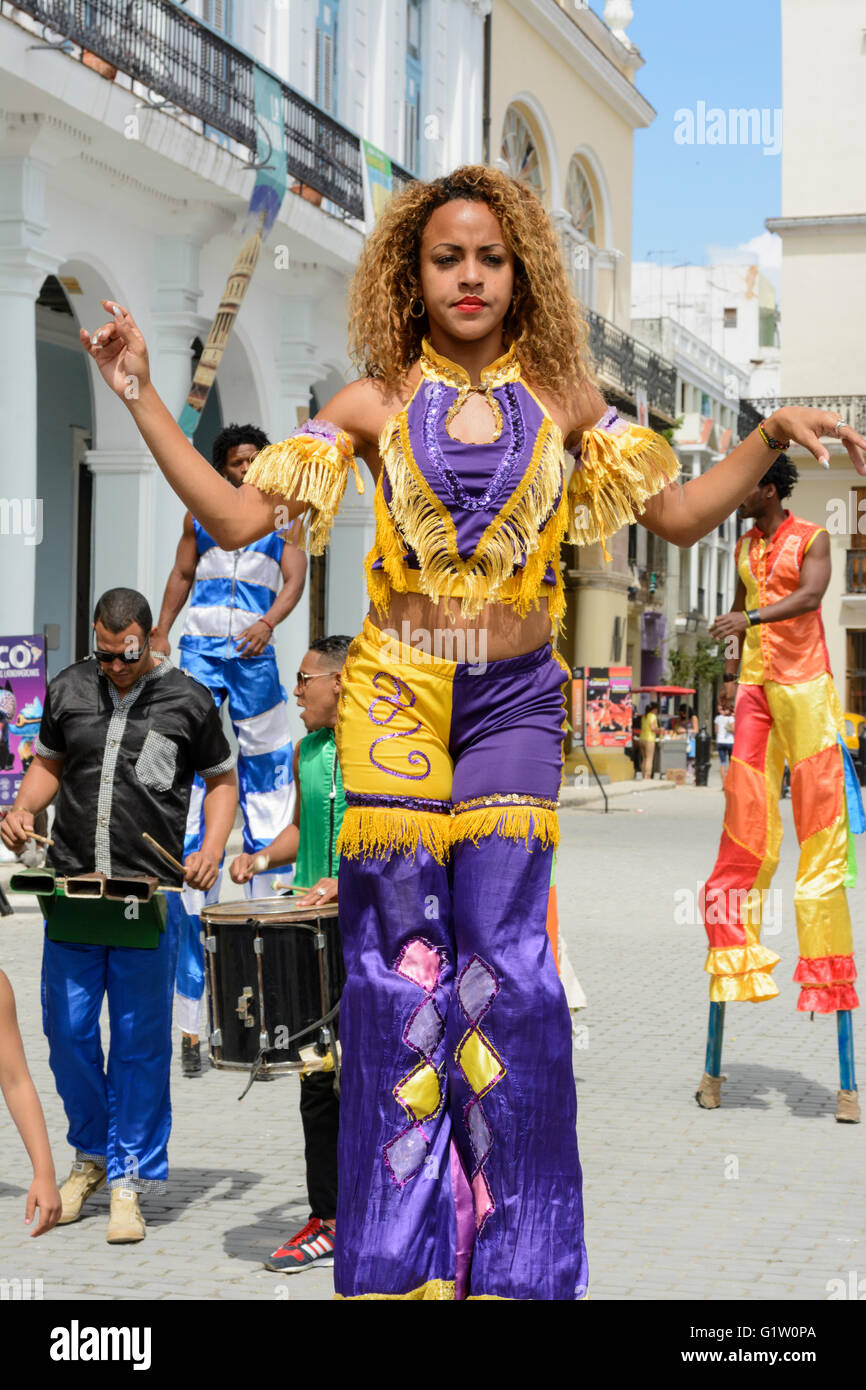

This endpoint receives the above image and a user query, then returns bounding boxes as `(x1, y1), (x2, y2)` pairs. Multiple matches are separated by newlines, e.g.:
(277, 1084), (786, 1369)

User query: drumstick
(27, 831), (54, 847)
(142, 832), (185, 874)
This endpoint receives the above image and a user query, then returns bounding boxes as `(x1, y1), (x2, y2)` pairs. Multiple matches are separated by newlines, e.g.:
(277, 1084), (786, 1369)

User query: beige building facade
(753, 0), (866, 711)
(491, 0), (677, 775)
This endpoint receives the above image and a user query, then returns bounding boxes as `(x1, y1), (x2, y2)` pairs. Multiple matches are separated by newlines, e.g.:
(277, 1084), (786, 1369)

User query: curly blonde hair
(346, 164), (596, 401)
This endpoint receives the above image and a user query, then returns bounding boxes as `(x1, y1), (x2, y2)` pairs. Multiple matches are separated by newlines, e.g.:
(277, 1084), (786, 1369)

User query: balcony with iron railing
(4, 0), (414, 221)
(740, 396), (866, 444)
(586, 308), (677, 426)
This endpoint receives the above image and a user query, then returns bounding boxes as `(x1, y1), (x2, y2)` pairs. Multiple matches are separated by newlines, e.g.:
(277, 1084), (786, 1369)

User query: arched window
(500, 106), (545, 200)
(563, 155), (600, 310)
(566, 157), (596, 244)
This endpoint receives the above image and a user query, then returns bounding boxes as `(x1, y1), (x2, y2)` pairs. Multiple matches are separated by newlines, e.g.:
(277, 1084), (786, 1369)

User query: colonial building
(629, 316), (750, 722)
(743, 0), (866, 710)
(632, 259), (781, 402)
(0, 0), (485, 753)
(489, 0), (677, 774)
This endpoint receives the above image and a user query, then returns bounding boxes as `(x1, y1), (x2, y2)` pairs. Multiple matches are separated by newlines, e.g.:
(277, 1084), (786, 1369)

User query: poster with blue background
(0, 635), (46, 807)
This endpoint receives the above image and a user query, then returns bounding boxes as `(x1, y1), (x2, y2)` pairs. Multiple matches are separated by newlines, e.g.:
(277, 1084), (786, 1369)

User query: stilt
(836, 1009), (860, 1123)
(706, 1001), (725, 1076)
(696, 1001), (726, 1109)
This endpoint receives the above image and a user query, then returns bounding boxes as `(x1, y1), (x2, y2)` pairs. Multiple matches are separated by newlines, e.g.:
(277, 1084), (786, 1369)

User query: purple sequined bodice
(371, 376), (560, 583)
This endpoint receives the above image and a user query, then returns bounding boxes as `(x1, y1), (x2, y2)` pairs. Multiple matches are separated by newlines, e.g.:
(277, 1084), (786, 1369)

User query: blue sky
(589, 0), (782, 272)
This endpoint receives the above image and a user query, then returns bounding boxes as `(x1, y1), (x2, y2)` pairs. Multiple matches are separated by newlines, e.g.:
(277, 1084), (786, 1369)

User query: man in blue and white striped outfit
(152, 423), (307, 1073)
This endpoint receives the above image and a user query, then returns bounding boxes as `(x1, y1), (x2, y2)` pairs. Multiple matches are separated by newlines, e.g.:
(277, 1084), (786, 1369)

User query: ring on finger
(835, 419), (849, 435)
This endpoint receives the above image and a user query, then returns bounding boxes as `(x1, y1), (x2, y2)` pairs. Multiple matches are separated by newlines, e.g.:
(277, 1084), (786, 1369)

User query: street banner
(178, 67), (287, 439)
(361, 138), (393, 227)
(0, 636), (46, 806)
(584, 666), (633, 748)
(247, 65), (288, 237)
(571, 665), (585, 744)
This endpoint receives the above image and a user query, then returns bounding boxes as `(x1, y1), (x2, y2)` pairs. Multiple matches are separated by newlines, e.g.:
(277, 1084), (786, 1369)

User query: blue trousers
(41, 912), (180, 1191)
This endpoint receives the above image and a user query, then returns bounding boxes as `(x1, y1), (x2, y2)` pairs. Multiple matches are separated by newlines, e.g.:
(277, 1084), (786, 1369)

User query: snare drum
(200, 897), (344, 1076)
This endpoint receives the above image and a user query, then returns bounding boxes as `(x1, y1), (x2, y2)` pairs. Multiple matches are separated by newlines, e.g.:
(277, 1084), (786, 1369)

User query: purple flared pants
(334, 625), (587, 1300)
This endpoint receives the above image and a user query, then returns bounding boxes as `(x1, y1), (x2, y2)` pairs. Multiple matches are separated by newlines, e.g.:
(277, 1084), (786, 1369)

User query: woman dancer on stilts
(81, 166), (866, 1299)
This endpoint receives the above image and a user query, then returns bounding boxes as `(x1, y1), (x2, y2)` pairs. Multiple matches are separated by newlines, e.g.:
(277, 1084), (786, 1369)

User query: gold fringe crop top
(244, 339), (680, 629)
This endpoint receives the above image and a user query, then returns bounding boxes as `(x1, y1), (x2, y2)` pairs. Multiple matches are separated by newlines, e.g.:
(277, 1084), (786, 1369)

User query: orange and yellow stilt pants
(703, 673), (858, 1013)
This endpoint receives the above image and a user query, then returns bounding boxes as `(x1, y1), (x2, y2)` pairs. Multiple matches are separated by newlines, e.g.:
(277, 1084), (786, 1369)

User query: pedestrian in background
(639, 701), (658, 780)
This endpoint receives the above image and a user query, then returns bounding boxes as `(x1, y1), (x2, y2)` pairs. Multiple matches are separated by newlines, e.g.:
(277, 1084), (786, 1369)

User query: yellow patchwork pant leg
(766, 676), (858, 1013)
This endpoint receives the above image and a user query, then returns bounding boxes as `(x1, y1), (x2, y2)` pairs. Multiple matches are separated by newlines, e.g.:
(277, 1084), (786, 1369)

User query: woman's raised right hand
(79, 301), (151, 402)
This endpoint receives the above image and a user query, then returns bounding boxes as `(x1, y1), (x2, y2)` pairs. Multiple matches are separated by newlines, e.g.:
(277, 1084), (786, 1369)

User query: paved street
(1, 773), (862, 1302)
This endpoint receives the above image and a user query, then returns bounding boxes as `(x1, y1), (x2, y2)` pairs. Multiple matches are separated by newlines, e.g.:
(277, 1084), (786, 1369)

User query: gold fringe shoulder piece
(244, 422), (364, 555)
(337, 805), (451, 865)
(567, 419), (680, 561)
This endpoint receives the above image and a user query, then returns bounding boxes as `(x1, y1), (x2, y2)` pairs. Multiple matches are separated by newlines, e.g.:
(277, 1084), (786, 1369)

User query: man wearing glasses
(0, 588), (236, 1243)
(230, 635), (350, 1277)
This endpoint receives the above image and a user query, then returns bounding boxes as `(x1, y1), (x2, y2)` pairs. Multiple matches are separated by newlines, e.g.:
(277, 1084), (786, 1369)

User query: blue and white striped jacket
(179, 520), (285, 659)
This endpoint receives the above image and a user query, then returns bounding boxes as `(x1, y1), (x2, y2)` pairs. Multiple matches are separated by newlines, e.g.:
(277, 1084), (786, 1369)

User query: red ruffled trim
(796, 984), (859, 1013)
(793, 955), (857, 984)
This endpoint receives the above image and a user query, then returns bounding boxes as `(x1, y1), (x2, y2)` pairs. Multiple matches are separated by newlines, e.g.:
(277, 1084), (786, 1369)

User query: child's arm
(0, 970), (62, 1236)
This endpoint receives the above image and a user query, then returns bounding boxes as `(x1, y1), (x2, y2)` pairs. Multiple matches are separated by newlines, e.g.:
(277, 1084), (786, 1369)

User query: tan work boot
(695, 1072), (725, 1109)
(58, 1158), (107, 1224)
(107, 1187), (146, 1244)
(836, 1089), (861, 1124)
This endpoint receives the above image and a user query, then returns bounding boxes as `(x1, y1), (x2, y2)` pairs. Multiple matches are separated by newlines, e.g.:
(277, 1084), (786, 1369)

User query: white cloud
(704, 231), (781, 293)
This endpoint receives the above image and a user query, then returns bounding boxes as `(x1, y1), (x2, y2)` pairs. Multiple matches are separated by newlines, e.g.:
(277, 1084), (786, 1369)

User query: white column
(0, 153), (59, 637)
(274, 287), (326, 435)
(86, 451), (155, 604)
(149, 235), (205, 616)
(709, 518), (719, 620)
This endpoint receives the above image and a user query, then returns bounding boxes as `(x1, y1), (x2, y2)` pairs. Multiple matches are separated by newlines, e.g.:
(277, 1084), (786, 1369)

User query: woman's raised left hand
(766, 407), (866, 474)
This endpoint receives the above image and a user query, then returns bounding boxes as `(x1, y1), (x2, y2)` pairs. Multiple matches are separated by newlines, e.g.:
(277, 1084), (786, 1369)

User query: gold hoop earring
(409, 298), (426, 319)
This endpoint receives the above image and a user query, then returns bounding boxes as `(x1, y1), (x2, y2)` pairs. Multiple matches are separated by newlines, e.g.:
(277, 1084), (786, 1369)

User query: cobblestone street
(1, 776), (862, 1302)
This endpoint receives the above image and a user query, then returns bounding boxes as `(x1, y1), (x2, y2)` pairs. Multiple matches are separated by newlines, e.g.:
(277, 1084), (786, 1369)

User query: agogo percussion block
(200, 898), (344, 1076)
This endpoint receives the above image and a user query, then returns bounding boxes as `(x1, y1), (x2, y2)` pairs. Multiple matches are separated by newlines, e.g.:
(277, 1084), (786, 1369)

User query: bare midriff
(368, 590), (553, 661)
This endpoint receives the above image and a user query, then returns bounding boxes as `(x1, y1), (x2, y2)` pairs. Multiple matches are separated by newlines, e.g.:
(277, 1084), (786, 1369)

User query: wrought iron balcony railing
(586, 308), (677, 422)
(742, 396), (866, 443)
(6, 0), (415, 219)
(847, 550), (866, 595)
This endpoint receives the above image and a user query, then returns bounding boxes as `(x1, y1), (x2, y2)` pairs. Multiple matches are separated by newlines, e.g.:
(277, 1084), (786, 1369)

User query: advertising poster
(0, 635), (46, 806)
(585, 666), (633, 748)
(571, 665), (585, 744)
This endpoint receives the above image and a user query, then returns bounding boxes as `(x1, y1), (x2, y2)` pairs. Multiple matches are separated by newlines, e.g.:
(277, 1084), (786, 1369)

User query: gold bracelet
(759, 423), (790, 451)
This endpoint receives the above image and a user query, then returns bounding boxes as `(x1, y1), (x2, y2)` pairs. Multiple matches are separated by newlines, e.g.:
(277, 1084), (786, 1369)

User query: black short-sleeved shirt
(35, 657), (234, 886)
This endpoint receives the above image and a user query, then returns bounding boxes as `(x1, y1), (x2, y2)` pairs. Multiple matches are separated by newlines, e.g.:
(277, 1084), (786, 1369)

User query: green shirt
(294, 727), (346, 886)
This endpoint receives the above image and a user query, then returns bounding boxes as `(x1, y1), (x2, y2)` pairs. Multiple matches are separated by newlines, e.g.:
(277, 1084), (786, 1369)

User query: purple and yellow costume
(245, 339), (678, 1299)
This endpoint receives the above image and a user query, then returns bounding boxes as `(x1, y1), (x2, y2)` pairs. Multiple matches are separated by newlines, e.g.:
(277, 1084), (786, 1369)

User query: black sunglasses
(92, 640), (148, 665)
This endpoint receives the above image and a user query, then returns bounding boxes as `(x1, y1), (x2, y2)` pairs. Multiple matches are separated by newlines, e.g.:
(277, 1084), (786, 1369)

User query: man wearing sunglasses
(1, 588), (237, 1243)
(230, 635), (350, 1278)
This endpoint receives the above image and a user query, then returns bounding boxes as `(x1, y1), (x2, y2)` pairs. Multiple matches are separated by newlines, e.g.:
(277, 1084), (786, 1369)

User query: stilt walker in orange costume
(697, 453), (863, 1123)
